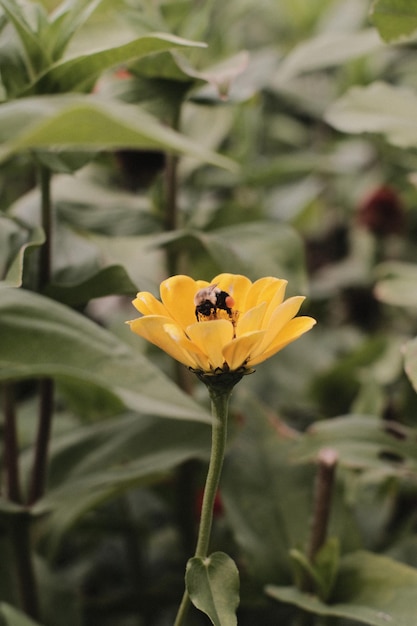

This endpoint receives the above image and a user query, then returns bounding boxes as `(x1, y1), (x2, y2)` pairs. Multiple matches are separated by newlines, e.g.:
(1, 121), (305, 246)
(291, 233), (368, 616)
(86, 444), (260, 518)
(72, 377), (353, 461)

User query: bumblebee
(194, 284), (235, 321)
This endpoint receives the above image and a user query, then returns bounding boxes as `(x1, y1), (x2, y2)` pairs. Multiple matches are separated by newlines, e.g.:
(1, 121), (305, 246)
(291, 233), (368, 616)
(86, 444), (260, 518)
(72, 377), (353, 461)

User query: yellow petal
(128, 315), (198, 368)
(254, 296), (306, 356)
(263, 282), (290, 325)
(222, 331), (266, 370)
(133, 292), (168, 316)
(245, 277), (287, 311)
(235, 302), (267, 337)
(163, 324), (210, 371)
(186, 319), (234, 370)
(210, 273), (252, 311)
(160, 275), (201, 329)
(248, 317), (316, 367)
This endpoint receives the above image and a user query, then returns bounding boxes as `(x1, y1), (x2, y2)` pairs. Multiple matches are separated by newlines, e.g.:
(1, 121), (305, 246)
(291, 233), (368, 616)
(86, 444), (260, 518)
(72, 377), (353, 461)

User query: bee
(194, 284), (235, 321)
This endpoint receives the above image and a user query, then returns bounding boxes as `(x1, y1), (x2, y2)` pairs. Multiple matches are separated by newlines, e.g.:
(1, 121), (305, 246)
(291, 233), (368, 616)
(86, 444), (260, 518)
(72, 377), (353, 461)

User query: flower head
(127, 274), (316, 379)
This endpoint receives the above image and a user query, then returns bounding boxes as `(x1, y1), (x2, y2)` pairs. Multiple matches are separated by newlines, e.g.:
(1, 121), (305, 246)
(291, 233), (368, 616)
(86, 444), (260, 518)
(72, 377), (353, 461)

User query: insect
(194, 284), (235, 321)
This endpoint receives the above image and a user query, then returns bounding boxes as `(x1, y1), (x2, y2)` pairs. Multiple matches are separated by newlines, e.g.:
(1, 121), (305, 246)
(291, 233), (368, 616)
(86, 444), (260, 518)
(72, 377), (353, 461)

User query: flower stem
(10, 513), (41, 621)
(173, 387), (232, 626)
(38, 164), (53, 292)
(28, 377), (54, 505)
(3, 383), (22, 503)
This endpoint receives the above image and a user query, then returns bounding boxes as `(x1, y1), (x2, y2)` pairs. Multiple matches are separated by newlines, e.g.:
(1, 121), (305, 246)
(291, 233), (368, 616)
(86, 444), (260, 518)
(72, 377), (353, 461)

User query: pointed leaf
(186, 552), (240, 626)
(0, 95), (237, 171)
(47, 0), (103, 60)
(0, 0), (48, 75)
(371, 0), (417, 43)
(267, 551), (417, 626)
(24, 32), (207, 94)
(0, 287), (210, 422)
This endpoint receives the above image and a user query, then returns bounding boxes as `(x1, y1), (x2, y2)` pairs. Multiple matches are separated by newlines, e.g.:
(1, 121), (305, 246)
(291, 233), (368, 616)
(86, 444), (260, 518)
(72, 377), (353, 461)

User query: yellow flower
(128, 273), (316, 375)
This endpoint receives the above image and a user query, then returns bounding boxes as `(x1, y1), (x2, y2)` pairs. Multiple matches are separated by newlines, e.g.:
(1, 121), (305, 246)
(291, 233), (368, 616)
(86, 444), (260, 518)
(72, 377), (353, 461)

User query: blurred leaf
(24, 32), (207, 94)
(267, 550), (417, 626)
(371, 0), (417, 43)
(44, 264), (137, 306)
(156, 221), (308, 292)
(0, 0), (48, 76)
(0, 95), (237, 171)
(293, 415), (417, 477)
(274, 29), (382, 85)
(186, 552), (239, 626)
(46, 0), (103, 61)
(0, 603), (42, 626)
(177, 50), (250, 100)
(374, 262), (417, 307)
(404, 336), (417, 396)
(325, 82), (417, 148)
(29, 412), (210, 553)
(0, 215), (44, 287)
(0, 288), (210, 422)
(221, 394), (359, 586)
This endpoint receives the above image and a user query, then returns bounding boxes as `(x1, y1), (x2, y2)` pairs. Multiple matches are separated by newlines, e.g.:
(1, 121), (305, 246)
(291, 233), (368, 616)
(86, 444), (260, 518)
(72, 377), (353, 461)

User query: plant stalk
(28, 377), (54, 505)
(38, 164), (53, 292)
(10, 513), (41, 621)
(3, 383), (22, 503)
(173, 388), (232, 626)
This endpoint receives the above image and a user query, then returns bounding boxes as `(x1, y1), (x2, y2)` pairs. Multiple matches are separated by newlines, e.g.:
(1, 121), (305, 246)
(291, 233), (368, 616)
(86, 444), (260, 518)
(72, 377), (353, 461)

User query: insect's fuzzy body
(194, 284), (235, 321)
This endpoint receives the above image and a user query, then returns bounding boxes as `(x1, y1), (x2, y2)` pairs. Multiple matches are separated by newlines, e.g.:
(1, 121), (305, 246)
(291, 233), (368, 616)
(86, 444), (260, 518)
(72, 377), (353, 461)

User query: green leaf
(44, 264), (137, 306)
(374, 261), (417, 308)
(29, 412), (210, 553)
(313, 538), (341, 601)
(221, 394), (359, 586)
(0, 94), (237, 171)
(0, 287), (210, 423)
(325, 82), (417, 148)
(0, 215), (44, 287)
(0, 603), (42, 626)
(186, 552), (240, 626)
(46, 0), (103, 61)
(156, 221), (308, 293)
(267, 551), (417, 626)
(404, 336), (417, 395)
(24, 32), (207, 94)
(371, 0), (417, 43)
(274, 29), (382, 84)
(293, 415), (417, 476)
(0, 0), (48, 76)
(289, 539), (340, 602)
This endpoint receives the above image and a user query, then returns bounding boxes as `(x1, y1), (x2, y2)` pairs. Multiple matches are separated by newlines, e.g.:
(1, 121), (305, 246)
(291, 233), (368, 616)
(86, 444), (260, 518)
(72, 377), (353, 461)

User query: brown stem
(3, 383), (22, 503)
(27, 378), (54, 505)
(306, 448), (339, 564)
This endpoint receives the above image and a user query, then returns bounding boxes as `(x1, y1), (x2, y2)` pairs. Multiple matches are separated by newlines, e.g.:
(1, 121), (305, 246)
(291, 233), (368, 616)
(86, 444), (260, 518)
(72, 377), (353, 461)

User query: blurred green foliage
(2, 0), (417, 624)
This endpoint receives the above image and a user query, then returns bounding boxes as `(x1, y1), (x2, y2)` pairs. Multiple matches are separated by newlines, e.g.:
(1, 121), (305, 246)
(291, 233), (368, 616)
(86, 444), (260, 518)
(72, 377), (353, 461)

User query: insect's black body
(194, 285), (234, 321)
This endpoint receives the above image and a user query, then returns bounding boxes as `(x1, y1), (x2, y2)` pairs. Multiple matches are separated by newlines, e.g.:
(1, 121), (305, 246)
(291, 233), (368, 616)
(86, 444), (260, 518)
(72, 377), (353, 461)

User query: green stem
(10, 514), (41, 621)
(173, 388), (232, 626)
